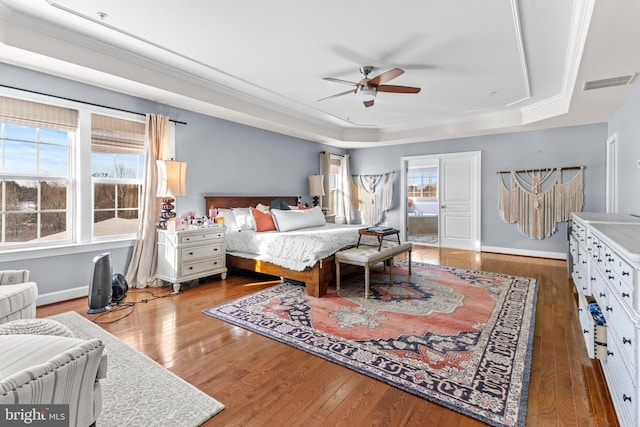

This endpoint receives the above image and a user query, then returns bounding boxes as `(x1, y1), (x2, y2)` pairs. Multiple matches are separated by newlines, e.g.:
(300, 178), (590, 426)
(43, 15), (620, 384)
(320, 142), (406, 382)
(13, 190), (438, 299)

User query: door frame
(401, 151), (481, 250)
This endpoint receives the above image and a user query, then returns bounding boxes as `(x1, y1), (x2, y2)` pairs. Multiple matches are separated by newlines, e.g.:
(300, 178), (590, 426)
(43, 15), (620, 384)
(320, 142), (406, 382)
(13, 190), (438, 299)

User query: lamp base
(312, 196), (320, 207)
(157, 197), (176, 229)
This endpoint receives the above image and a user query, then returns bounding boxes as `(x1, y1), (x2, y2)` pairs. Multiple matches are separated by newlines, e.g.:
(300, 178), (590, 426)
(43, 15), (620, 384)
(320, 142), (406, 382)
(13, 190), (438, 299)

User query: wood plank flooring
(36, 246), (619, 426)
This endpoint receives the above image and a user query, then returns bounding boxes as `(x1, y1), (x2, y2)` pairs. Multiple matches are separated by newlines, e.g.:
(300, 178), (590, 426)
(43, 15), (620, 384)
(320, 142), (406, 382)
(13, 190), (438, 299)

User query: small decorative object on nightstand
(324, 214), (336, 223)
(156, 227), (227, 293)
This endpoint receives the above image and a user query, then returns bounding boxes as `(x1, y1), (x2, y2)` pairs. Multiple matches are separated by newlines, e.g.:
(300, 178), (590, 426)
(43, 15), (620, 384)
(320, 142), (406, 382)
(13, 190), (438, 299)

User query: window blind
(91, 113), (145, 154)
(0, 96), (78, 131)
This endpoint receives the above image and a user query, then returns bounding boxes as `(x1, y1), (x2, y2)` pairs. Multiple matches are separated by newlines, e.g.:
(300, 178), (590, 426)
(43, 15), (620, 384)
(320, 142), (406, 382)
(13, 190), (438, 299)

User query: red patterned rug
(203, 261), (538, 427)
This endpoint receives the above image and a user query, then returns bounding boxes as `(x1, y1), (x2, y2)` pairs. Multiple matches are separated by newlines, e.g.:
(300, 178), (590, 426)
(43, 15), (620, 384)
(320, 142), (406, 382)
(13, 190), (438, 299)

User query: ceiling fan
(319, 66), (421, 108)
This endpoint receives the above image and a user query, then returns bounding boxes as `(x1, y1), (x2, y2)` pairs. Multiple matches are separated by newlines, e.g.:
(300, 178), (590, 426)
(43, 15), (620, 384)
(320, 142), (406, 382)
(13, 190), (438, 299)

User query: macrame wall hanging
(351, 172), (394, 225)
(498, 166), (584, 239)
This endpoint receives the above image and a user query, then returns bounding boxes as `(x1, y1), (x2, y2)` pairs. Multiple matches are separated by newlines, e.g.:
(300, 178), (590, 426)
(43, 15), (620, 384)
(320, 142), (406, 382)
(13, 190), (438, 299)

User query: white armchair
(0, 269), (38, 324)
(0, 334), (106, 427)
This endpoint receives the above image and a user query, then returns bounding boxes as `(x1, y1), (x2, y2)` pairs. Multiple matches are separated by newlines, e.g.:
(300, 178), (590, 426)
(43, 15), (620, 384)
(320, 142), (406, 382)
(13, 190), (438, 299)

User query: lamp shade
(308, 175), (325, 196)
(156, 159), (187, 197)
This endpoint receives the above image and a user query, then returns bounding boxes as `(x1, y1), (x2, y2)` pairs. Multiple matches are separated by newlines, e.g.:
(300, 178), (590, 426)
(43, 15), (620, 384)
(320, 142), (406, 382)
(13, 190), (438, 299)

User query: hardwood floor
(36, 246), (619, 426)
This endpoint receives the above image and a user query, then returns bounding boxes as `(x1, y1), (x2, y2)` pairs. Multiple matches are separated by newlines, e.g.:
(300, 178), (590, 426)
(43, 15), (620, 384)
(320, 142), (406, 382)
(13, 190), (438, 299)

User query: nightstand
(157, 227), (227, 293)
(324, 214), (336, 223)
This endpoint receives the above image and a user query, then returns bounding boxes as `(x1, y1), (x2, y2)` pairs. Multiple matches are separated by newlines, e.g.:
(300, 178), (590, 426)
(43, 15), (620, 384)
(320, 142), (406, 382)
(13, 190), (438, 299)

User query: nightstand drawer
(179, 231), (224, 244)
(181, 243), (223, 261)
(180, 257), (224, 277)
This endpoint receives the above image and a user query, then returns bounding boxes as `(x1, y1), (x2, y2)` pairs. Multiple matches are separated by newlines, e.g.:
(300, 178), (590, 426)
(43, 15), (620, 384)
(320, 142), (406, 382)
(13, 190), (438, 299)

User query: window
(91, 114), (145, 238)
(0, 95), (147, 250)
(408, 168), (438, 199)
(0, 97), (76, 246)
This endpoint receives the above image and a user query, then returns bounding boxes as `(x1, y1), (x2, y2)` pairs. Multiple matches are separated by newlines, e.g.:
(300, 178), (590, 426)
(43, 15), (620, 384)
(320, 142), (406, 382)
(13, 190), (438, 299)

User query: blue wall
(350, 123), (608, 255)
(1, 62), (638, 303)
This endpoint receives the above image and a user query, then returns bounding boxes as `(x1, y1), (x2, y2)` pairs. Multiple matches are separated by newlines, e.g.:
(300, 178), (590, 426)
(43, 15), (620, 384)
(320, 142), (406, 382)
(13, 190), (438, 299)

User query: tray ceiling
(0, 0), (638, 148)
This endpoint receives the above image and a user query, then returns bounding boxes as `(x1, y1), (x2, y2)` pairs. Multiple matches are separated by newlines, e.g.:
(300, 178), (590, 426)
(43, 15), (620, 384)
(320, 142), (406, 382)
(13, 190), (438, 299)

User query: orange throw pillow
(250, 206), (277, 232)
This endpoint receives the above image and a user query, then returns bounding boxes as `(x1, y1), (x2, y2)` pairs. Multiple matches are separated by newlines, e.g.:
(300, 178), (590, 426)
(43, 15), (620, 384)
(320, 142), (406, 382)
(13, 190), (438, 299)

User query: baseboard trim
(37, 286), (88, 307)
(481, 245), (567, 260)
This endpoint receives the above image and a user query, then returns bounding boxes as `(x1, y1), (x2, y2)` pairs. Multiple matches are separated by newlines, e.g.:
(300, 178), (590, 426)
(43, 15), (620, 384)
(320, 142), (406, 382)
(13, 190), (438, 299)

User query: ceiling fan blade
(363, 100), (375, 108)
(318, 89), (355, 102)
(368, 68), (404, 86)
(323, 77), (358, 86)
(376, 85), (421, 94)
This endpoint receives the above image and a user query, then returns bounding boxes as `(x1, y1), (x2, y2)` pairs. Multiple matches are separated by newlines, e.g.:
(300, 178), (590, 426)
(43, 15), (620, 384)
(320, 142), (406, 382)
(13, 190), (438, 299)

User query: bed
(204, 196), (363, 297)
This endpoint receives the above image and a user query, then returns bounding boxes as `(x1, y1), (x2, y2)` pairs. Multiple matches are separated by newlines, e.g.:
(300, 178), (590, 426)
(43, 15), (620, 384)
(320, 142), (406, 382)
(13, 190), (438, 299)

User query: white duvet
(225, 224), (373, 271)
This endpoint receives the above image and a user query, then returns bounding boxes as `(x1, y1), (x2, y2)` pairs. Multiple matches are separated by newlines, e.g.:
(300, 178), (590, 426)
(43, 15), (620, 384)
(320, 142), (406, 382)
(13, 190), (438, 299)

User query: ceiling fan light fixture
(355, 86), (376, 102)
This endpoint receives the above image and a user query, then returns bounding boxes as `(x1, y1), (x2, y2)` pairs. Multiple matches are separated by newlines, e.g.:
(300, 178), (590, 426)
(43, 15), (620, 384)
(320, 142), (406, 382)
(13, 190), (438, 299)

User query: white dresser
(157, 227), (227, 293)
(570, 213), (640, 426)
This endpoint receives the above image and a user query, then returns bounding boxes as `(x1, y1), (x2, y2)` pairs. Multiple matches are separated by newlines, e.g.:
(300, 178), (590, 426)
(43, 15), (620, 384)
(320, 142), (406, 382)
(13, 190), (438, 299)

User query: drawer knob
(605, 269), (611, 273)
(189, 266), (194, 270)
(623, 337), (632, 345)
(583, 329), (589, 334)
(607, 275), (615, 280)
(590, 277), (595, 282)
(623, 394), (632, 403)
(607, 351), (614, 356)
(214, 248), (219, 252)
(622, 271), (630, 276)
(582, 260), (586, 264)
(599, 292), (606, 298)
(622, 292), (630, 298)
(189, 252), (194, 255)
(605, 306), (612, 312)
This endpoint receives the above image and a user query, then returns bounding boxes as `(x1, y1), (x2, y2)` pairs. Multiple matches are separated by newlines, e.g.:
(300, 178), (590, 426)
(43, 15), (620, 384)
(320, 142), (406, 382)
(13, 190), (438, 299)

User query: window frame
(0, 88), (151, 258)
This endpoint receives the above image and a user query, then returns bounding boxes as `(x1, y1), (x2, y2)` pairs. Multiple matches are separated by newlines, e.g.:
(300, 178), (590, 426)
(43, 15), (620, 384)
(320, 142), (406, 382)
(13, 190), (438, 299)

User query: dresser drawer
(607, 294), (636, 374)
(579, 295), (608, 360)
(604, 354), (637, 427)
(180, 257), (225, 277)
(181, 243), (224, 261)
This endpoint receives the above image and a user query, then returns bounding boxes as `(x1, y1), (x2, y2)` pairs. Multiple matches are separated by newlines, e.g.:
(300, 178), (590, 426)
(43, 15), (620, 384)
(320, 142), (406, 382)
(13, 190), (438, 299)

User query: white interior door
(401, 151), (481, 250)
(439, 152), (481, 250)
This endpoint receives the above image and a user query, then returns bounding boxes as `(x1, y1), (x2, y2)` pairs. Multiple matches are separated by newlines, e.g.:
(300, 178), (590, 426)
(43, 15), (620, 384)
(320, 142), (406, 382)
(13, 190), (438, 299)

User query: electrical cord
(92, 289), (177, 324)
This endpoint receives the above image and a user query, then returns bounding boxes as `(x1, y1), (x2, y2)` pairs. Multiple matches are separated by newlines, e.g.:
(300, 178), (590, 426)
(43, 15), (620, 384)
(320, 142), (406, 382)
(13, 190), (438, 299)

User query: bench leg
(365, 265), (370, 299)
(408, 249), (412, 276)
(336, 261), (341, 295)
(389, 257), (394, 284)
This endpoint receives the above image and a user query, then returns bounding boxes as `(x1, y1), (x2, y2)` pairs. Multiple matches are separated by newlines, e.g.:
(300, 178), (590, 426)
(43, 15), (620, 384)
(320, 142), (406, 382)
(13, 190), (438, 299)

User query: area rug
(49, 311), (225, 427)
(203, 261), (537, 427)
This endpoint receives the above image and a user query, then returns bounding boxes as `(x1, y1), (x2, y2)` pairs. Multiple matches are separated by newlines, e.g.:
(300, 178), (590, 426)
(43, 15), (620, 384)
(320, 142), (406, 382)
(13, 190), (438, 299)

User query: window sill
(0, 238), (135, 262)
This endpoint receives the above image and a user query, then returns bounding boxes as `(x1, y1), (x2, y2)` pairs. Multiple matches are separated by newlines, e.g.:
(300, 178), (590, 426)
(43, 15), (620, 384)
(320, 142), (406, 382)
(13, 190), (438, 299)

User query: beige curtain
(126, 114), (170, 288)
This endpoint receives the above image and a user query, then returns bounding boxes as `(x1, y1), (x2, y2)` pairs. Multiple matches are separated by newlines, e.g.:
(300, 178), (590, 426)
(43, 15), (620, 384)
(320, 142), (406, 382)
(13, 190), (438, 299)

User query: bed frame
(204, 195), (335, 297)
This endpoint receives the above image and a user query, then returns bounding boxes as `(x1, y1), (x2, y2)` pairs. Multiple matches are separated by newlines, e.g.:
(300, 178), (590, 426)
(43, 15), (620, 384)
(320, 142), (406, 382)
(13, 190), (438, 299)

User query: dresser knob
(623, 394), (632, 403)
(600, 292), (606, 298)
(622, 271), (630, 276)
(605, 269), (611, 273)
(189, 252), (194, 255)
(606, 306), (612, 312)
(608, 276), (614, 280)
(622, 292), (630, 298)
(583, 329), (589, 334)
(607, 351), (614, 356)
(623, 337), (632, 345)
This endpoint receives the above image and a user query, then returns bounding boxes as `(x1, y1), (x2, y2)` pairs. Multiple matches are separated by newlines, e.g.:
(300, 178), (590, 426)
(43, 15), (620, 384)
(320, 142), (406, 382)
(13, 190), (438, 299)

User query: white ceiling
(0, 0), (638, 148)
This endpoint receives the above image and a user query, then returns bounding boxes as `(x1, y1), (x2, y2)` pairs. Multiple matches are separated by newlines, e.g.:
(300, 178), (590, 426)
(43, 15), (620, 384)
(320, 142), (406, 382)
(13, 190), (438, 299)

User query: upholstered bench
(335, 241), (412, 298)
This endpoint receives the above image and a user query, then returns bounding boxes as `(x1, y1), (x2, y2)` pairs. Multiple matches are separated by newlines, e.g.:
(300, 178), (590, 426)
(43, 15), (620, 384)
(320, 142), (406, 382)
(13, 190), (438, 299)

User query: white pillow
(271, 206), (326, 232)
(217, 209), (237, 229)
(255, 203), (270, 212)
(232, 208), (255, 230)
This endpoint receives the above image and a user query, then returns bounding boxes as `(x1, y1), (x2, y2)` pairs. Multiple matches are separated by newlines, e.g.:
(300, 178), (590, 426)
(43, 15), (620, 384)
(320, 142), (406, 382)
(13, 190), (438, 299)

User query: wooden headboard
(204, 195), (299, 212)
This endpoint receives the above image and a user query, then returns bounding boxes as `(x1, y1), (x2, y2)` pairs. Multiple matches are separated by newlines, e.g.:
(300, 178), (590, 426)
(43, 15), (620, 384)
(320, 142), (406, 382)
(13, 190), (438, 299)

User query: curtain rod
(0, 84), (187, 125)
(496, 165), (583, 174)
